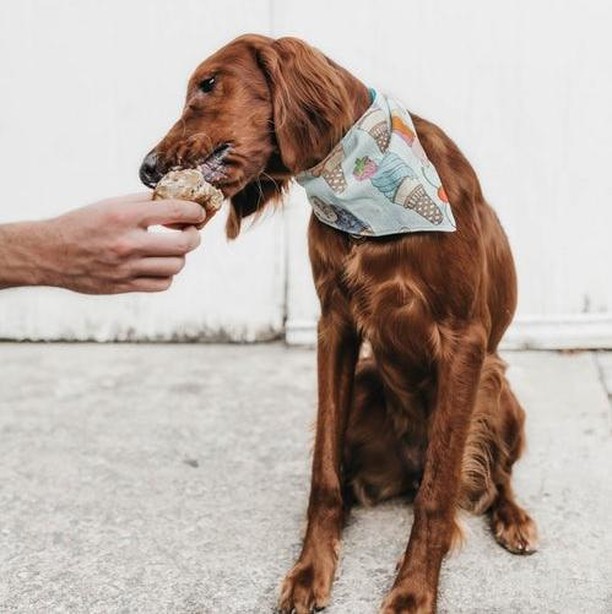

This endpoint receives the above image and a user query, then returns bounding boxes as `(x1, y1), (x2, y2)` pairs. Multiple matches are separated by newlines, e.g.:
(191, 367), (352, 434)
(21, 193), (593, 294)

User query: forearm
(0, 220), (59, 289)
(0, 195), (205, 294)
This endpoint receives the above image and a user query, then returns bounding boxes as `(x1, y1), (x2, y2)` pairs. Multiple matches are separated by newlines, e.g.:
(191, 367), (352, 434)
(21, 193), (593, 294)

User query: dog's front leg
(279, 315), (359, 614)
(380, 324), (486, 614)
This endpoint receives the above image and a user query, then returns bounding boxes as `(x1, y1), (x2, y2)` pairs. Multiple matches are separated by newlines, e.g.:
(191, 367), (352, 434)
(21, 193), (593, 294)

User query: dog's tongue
(199, 144), (230, 183)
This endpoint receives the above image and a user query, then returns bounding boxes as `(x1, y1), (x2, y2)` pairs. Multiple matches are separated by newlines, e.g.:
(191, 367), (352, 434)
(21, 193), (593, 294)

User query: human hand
(27, 193), (206, 294)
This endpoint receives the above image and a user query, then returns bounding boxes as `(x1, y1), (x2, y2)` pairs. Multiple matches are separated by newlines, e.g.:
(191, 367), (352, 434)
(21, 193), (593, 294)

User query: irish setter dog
(140, 34), (538, 614)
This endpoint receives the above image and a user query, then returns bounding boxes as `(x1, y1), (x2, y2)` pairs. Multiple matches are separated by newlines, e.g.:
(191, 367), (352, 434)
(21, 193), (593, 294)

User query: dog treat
(153, 169), (224, 215)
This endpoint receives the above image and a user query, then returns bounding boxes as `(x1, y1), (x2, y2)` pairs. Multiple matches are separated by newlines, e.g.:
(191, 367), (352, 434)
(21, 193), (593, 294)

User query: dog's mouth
(141, 143), (232, 190)
(144, 142), (232, 189)
(184, 142), (231, 185)
(199, 143), (232, 183)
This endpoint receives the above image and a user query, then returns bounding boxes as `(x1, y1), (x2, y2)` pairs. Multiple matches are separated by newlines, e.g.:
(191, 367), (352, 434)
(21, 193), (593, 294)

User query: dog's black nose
(139, 151), (163, 188)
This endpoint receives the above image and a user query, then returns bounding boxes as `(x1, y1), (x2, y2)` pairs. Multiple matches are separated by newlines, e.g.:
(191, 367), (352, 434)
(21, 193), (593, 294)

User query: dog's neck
(310, 74), (371, 169)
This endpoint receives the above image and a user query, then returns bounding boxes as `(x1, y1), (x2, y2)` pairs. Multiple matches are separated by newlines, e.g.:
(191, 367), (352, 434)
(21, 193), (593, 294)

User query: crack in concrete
(592, 351), (612, 410)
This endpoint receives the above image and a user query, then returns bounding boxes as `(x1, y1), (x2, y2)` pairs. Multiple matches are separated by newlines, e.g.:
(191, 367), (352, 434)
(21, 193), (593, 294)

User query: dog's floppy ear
(256, 37), (358, 173)
(224, 36), (292, 240)
(225, 36), (364, 240)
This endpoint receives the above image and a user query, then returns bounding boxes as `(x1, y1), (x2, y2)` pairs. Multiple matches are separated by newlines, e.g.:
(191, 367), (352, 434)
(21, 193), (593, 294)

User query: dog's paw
(278, 548), (337, 614)
(491, 502), (538, 555)
(380, 584), (434, 614)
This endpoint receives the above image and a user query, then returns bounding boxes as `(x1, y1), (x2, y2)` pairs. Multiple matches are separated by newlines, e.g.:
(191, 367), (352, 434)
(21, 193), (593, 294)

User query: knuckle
(108, 266), (127, 281)
(111, 239), (133, 259)
(106, 206), (129, 226)
(169, 200), (184, 220)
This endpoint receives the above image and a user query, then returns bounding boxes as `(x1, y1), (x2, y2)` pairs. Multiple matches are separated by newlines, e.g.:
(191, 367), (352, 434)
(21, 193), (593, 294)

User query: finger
(141, 199), (206, 227)
(131, 256), (186, 278)
(140, 226), (201, 256)
(124, 276), (174, 293)
(116, 191), (153, 203)
(164, 209), (219, 231)
(164, 211), (209, 231)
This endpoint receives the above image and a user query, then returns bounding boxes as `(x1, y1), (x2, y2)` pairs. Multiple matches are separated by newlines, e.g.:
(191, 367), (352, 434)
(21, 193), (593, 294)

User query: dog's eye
(198, 76), (216, 93)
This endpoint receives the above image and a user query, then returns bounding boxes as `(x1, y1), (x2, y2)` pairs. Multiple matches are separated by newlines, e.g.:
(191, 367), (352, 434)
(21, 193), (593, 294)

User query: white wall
(1, 0), (611, 347)
(0, 0), (285, 341)
(280, 0), (612, 348)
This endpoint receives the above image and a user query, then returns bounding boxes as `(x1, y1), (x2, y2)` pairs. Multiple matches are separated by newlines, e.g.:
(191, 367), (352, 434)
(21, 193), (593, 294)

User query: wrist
(0, 219), (63, 289)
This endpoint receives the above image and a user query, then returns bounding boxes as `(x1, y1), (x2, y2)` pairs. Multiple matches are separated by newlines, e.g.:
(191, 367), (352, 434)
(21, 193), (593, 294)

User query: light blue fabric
(296, 90), (456, 237)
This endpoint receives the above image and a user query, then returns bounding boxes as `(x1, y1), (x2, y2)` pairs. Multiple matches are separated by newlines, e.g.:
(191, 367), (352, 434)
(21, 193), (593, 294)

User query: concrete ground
(0, 344), (611, 614)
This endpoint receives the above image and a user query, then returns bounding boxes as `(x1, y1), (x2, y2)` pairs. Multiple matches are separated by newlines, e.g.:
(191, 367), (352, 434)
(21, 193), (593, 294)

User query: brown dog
(140, 34), (538, 614)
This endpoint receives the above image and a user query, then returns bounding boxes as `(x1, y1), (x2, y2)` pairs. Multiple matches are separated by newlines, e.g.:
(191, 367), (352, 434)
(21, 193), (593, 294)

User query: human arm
(0, 192), (206, 294)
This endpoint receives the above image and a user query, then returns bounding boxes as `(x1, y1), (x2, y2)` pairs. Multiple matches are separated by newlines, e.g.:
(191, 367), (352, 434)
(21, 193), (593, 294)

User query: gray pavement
(0, 344), (611, 613)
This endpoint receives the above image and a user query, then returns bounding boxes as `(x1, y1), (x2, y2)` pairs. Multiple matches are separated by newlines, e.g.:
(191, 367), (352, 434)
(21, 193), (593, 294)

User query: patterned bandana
(296, 90), (456, 237)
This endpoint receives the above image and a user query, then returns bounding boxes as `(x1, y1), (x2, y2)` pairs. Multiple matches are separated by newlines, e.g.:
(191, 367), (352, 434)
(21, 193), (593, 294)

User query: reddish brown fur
(142, 34), (538, 614)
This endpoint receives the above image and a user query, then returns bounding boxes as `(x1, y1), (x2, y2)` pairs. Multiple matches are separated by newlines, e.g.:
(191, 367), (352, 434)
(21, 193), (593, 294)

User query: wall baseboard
(285, 314), (612, 350)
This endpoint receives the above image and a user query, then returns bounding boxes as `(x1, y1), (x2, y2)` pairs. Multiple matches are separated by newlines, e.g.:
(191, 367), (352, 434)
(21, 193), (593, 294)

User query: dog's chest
(309, 214), (481, 331)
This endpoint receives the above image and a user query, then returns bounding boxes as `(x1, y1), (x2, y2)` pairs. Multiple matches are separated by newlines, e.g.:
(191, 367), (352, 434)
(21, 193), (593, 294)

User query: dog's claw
(278, 553), (335, 614)
(491, 502), (538, 555)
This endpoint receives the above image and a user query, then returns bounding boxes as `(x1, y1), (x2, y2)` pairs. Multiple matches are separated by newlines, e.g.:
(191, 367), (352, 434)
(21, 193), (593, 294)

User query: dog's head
(139, 34), (366, 238)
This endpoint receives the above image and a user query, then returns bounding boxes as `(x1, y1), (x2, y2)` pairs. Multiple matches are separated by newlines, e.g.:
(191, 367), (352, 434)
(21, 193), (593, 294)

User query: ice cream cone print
(310, 142), (347, 194)
(358, 107), (391, 153)
(421, 164), (449, 203)
(391, 110), (429, 164)
(391, 112), (416, 146)
(394, 182), (443, 224)
(370, 152), (417, 199)
(370, 152), (443, 224)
